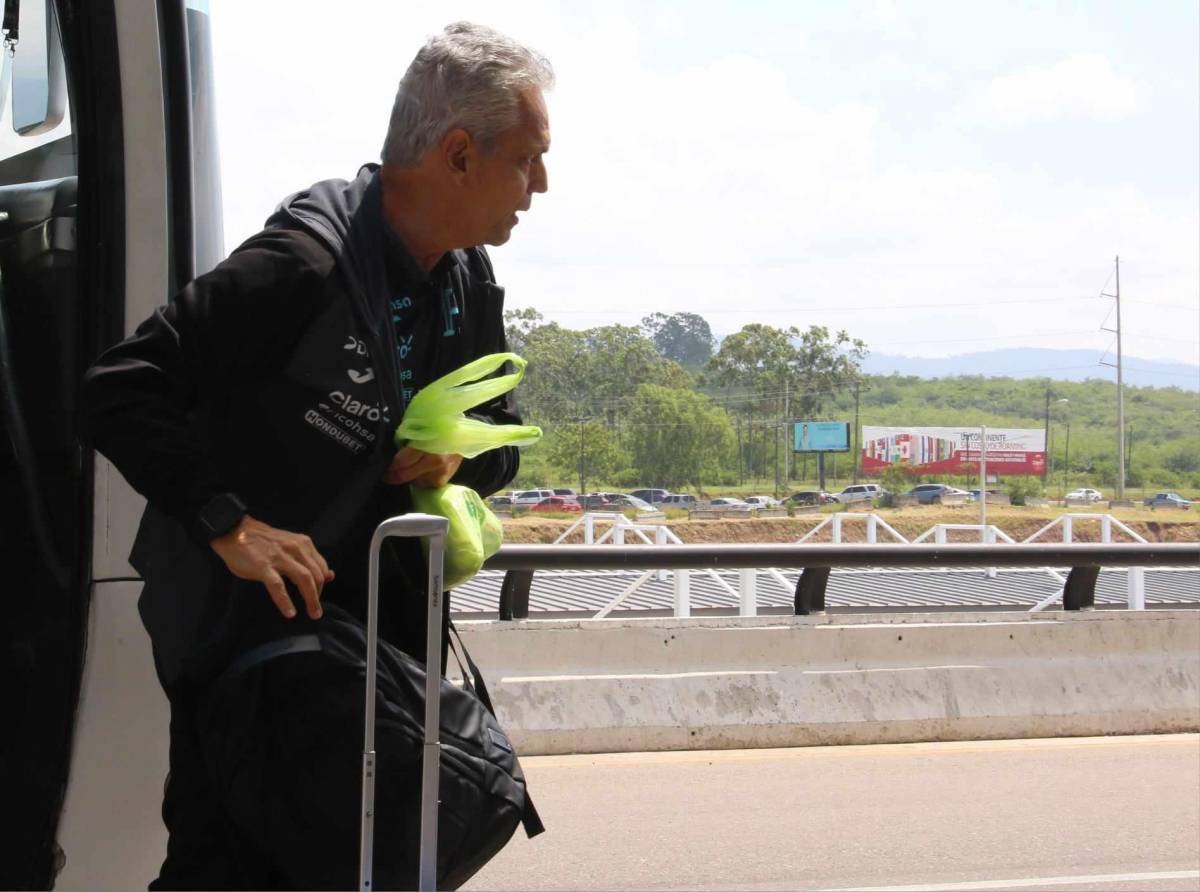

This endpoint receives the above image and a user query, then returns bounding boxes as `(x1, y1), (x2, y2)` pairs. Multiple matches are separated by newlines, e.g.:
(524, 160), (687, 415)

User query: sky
(208, 1), (1200, 375)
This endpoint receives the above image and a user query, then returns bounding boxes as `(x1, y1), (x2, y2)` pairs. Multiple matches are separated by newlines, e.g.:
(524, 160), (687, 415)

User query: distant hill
(860, 348), (1198, 391)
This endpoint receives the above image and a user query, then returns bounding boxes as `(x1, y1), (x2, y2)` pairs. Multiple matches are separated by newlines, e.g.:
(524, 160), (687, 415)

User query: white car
(512, 488), (555, 505)
(710, 497), (751, 508)
(1066, 488), (1103, 502)
(833, 484), (885, 504)
(743, 496), (781, 508)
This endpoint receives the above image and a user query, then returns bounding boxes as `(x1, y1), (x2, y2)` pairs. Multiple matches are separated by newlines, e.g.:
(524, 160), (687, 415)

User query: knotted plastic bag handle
(393, 352), (542, 458)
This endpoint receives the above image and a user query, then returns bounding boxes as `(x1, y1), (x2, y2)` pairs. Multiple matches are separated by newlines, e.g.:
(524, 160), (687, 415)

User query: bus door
(0, 1), (220, 887)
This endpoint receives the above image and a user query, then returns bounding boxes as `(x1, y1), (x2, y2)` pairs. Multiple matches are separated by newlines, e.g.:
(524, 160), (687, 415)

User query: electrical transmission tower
(1099, 255), (1126, 499)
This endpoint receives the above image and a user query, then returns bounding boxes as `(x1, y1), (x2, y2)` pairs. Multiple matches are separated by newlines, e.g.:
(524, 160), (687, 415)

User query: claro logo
(329, 390), (385, 421)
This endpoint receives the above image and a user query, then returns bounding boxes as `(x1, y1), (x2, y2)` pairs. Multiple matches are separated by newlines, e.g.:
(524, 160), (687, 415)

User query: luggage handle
(360, 513), (449, 892)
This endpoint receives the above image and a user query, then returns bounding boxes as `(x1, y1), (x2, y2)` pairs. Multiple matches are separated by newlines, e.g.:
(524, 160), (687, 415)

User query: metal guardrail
(485, 543), (1200, 620)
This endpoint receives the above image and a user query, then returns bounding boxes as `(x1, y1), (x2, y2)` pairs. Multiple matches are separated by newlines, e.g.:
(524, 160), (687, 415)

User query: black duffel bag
(199, 605), (542, 891)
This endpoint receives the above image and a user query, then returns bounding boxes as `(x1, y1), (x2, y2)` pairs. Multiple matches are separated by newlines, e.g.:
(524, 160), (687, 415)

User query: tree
(625, 384), (736, 490)
(641, 312), (715, 367)
(543, 420), (626, 492)
(510, 319), (691, 426)
(705, 323), (867, 417)
(503, 306), (545, 356)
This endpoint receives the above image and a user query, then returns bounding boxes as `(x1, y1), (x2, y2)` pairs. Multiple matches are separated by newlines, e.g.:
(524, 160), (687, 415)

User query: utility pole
(853, 382), (861, 484)
(773, 398), (781, 497)
(1100, 256), (1126, 498)
(1116, 256), (1125, 498)
(577, 417), (586, 495)
(1127, 423), (1134, 486)
(1064, 420), (1071, 498)
(1042, 384), (1051, 485)
(783, 380), (790, 484)
(1057, 398), (1070, 498)
(979, 425), (988, 534)
(736, 416), (743, 486)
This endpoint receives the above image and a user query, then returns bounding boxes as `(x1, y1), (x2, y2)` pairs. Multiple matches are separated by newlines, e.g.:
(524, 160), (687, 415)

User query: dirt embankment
(502, 507), (1200, 545)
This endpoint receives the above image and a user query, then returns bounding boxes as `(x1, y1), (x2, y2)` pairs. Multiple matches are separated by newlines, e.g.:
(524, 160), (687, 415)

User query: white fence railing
(535, 513), (1160, 618)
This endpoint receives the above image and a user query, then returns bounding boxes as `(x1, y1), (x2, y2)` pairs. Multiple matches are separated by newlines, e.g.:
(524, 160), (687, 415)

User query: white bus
(0, 2), (221, 886)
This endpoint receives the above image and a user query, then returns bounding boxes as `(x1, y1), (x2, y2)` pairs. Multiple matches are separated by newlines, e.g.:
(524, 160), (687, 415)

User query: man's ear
(441, 128), (473, 179)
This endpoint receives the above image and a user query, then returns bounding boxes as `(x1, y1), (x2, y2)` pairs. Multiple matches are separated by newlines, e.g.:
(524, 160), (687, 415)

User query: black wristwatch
(195, 492), (248, 541)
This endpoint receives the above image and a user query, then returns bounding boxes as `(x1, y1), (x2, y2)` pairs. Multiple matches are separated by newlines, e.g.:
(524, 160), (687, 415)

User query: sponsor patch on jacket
(304, 409), (367, 455)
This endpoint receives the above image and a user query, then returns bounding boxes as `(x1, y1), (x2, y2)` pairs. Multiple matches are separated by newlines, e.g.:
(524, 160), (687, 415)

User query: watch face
(202, 494), (247, 538)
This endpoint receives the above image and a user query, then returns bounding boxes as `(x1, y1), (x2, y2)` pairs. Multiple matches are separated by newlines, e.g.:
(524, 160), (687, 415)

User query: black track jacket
(82, 165), (520, 687)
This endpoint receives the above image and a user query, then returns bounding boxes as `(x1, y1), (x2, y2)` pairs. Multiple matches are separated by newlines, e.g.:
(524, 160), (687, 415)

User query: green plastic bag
(394, 353), (541, 458)
(394, 353), (541, 589)
(409, 485), (504, 590)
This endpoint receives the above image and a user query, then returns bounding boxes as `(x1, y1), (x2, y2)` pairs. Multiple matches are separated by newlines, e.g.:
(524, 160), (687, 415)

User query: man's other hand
(384, 446), (463, 488)
(210, 516), (334, 620)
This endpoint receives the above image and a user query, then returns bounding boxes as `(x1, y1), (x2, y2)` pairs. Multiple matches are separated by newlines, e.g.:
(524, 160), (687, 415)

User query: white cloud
(208, 5), (1198, 366)
(963, 53), (1140, 127)
(864, 0), (914, 39)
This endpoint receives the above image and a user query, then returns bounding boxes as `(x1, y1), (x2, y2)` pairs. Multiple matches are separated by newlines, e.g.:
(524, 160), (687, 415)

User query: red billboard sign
(862, 426), (1046, 477)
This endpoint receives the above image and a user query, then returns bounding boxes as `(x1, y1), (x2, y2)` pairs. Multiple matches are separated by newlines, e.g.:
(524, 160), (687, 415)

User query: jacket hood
(265, 162), (380, 258)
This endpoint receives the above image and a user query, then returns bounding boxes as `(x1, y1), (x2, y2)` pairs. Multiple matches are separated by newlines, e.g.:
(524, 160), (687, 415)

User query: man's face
(468, 88), (550, 247)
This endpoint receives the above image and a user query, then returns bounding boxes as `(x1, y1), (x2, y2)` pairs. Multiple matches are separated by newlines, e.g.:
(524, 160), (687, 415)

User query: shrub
(1006, 476), (1043, 506)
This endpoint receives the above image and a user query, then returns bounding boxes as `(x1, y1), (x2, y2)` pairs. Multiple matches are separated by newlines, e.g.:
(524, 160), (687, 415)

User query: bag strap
(448, 620), (545, 837)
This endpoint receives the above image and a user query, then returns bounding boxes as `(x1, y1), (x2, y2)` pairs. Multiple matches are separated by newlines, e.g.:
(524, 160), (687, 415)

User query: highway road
(464, 734), (1200, 892)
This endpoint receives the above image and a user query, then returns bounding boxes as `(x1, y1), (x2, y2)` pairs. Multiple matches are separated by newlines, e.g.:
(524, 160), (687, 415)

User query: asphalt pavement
(463, 734), (1200, 892)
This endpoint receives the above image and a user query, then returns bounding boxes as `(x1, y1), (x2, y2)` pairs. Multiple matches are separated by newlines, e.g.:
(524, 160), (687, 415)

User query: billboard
(794, 421), (850, 453)
(861, 426), (1046, 476)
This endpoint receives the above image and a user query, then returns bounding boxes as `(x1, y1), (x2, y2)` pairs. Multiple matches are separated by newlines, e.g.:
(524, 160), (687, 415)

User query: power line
(527, 296), (1108, 316)
(869, 330), (1097, 347)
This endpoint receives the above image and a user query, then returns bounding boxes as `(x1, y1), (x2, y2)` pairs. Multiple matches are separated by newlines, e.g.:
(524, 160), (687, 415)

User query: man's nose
(530, 159), (548, 194)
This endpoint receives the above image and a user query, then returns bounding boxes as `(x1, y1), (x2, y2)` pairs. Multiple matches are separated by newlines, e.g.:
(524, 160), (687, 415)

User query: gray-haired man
(82, 22), (551, 889)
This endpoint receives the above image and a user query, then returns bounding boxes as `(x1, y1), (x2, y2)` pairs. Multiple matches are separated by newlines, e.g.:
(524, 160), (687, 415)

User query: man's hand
(384, 446), (463, 488)
(210, 515), (334, 620)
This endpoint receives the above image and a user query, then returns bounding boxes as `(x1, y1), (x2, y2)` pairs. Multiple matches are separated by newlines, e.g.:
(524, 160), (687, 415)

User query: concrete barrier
(455, 610), (1200, 755)
(789, 505), (822, 515)
(754, 508), (788, 518)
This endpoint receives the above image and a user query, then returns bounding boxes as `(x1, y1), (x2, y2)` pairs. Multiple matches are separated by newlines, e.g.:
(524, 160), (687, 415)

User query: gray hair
(381, 22), (554, 168)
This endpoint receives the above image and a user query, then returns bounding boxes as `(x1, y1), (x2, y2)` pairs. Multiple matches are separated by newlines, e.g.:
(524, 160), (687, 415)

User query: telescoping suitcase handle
(360, 513), (449, 892)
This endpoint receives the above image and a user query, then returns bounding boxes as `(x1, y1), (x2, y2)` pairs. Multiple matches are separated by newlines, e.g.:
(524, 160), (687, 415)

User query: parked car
(965, 488), (1004, 502)
(832, 484), (886, 504)
(904, 483), (971, 505)
(1144, 492), (1192, 509)
(660, 494), (698, 508)
(743, 496), (781, 508)
(579, 491), (633, 510)
(605, 494), (656, 512)
(488, 495), (515, 508)
(552, 487), (576, 497)
(530, 496), (582, 514)
(709, 497), (751, 508)
(786, 490), (835, 506)
(630, 488), (670, 505)
(513, 488), (555, 505)
(1065, 488), (1104, 502)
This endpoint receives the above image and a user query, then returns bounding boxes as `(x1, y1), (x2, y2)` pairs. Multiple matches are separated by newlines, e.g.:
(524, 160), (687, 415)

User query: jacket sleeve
(81, 229), (332, 538)
(449, 247), (521, 497)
